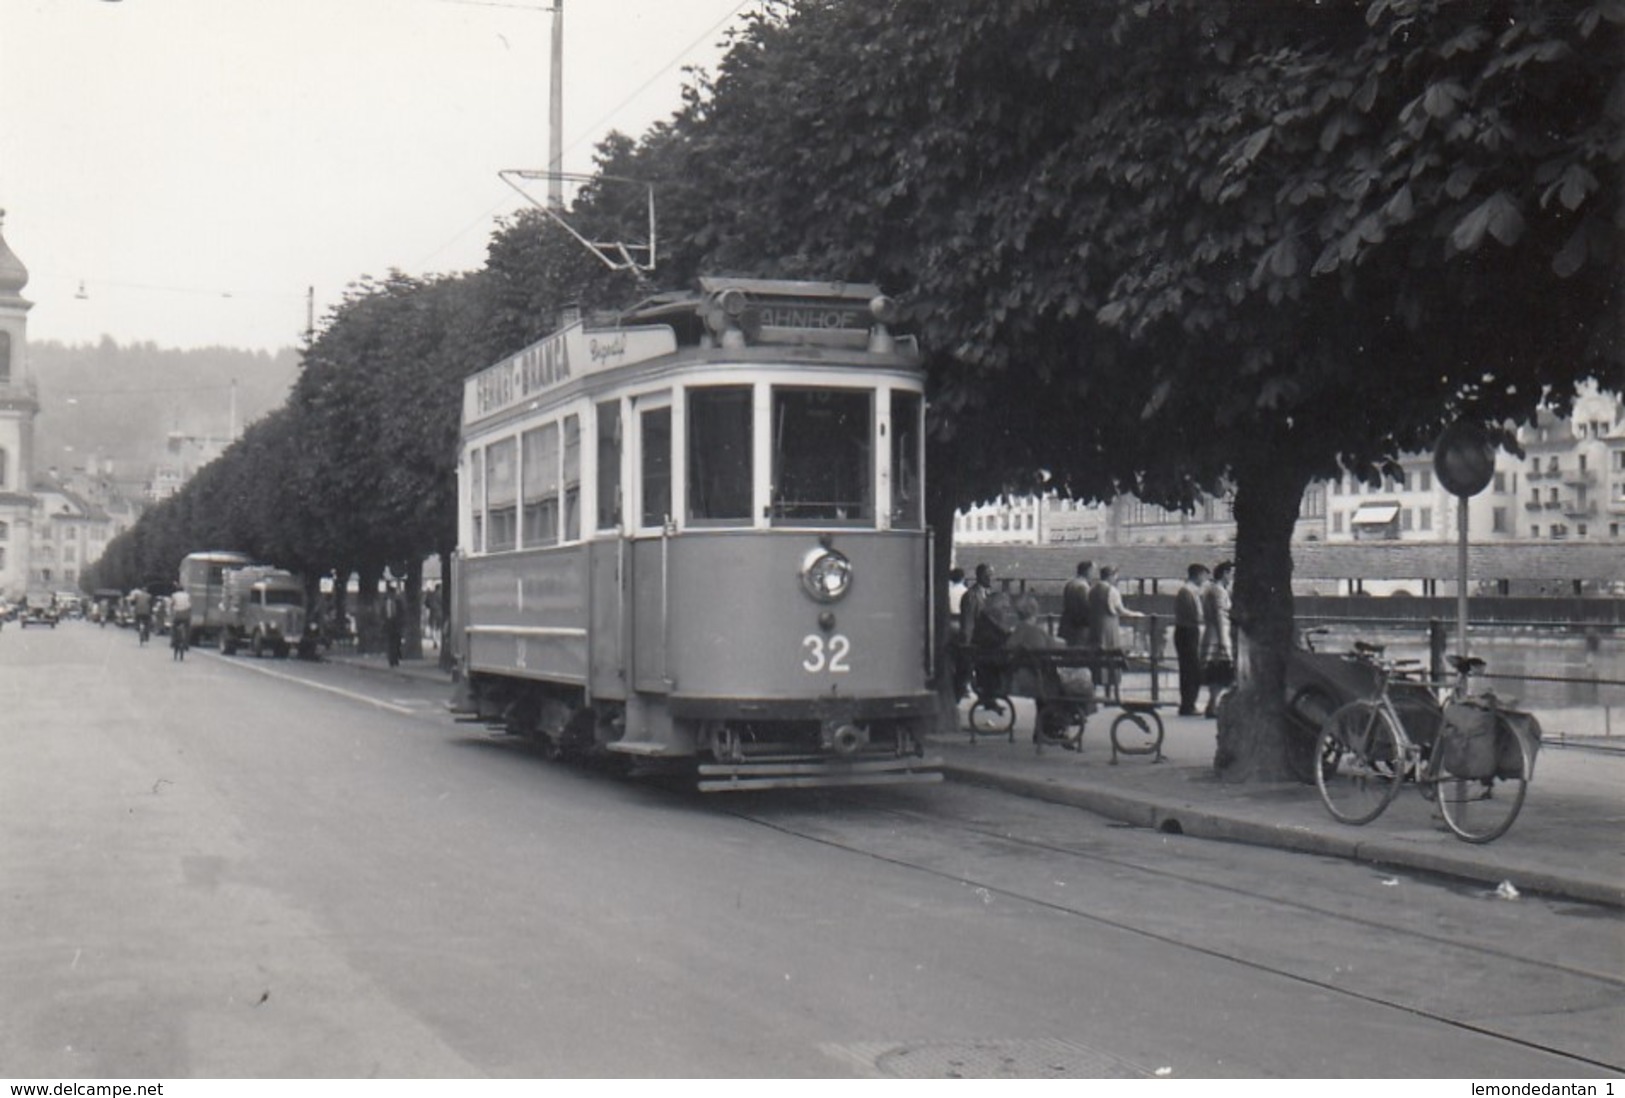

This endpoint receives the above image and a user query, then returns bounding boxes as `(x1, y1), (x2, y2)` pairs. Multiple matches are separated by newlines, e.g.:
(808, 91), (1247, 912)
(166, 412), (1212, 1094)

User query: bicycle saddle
(1449, 655), (1486, 674)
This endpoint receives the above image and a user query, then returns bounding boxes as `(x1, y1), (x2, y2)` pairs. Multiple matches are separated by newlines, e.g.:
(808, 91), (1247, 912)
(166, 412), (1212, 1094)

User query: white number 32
(802, 634), (852, 673)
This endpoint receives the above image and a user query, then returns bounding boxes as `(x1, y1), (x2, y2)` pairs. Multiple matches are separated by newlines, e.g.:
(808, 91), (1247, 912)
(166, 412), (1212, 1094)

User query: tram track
(712, 787), (1625, 1074)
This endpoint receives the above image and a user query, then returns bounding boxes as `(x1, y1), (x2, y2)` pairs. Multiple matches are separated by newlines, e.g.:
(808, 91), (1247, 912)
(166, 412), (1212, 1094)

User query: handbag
(1203, 658), (1234, 686)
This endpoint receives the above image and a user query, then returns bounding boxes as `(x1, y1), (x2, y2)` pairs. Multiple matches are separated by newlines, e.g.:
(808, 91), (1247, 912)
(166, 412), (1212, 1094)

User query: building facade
(956, 386), (1624, 555)
(0, 210), (38, 600)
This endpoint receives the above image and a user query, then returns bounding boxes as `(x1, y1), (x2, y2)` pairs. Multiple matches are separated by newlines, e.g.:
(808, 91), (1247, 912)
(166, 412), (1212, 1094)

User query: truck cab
(218, 567), (313, 659)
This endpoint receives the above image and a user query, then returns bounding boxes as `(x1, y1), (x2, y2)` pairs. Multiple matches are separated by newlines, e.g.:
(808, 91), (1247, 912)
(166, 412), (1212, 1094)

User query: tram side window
(469, 447), (484, 553)
(641, 406), (672, 528)
(563, 414), (581, 541)
(597, 402), (622, 531)
(485, 438), (518, 552)
(687, 386), (753, 523)
(522, 423), (560, 547)
(772, 387), (873, 524)
(891, 390), (923, 530)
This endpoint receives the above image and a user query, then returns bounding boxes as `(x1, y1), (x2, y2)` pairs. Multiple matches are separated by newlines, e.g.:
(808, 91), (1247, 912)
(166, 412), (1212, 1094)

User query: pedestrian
(961, 563), (1013, 701)
(383, 582), (405, 667)
(168, 586), (192, 661)
(1201, 560), (1235, 718)
(424, 584), (443, 650)
(1175, 563), (1210, 716)
(1087, 565), (1143, 702)
(945, 567), (970, 700)
(1057, 560), (1094, 648)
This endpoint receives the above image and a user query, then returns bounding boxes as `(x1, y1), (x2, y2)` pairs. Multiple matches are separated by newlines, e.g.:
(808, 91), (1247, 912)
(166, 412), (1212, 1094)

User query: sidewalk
(332, 651), (1625, 909)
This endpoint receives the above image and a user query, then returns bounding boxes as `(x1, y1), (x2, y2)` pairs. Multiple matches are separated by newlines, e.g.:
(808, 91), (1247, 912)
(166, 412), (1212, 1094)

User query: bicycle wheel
(1314, 700), (1405, 826)
(1436, 725), (1530, 844)
(968, 695), (1016, 738)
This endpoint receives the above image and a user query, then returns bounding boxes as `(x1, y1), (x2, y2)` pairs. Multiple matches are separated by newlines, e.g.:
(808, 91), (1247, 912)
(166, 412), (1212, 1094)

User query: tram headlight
(800, 547), (853, 603)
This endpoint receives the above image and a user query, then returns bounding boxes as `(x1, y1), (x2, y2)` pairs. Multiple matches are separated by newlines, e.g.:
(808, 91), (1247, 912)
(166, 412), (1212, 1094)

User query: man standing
(1174, 563), (1210, 716)
(130, 586), (152, 645)
(961, 563), (1011, 700)
(1058, 560), (1094, 648)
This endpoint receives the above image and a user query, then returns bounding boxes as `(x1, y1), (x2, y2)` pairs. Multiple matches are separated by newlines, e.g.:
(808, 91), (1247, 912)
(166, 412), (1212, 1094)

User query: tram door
(587, 394), (674, 697)
(629, 396), (673, 693)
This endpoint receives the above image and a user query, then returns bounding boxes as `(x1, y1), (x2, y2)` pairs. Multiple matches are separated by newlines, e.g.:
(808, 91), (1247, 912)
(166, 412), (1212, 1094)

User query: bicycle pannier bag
(1494, 708), (1542, 780)
(1438, 700), (1499, 781)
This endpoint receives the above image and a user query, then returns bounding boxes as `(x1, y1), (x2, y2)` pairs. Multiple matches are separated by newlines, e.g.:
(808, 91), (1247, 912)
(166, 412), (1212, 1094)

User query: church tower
(0, 209), (39, 599)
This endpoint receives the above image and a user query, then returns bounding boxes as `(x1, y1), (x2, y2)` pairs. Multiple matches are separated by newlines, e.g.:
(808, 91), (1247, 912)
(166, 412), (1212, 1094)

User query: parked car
(19, 592), (60, 629)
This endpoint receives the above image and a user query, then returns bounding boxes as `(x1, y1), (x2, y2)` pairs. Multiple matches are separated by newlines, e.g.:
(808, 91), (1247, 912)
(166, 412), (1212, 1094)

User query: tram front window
(772, 387), (872, 525)
(688, 386), (753, 523)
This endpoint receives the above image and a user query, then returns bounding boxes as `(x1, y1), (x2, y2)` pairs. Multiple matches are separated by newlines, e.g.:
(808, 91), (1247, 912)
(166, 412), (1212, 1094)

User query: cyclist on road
(169, 587), (192, 661)
(130, 587), (153, 645)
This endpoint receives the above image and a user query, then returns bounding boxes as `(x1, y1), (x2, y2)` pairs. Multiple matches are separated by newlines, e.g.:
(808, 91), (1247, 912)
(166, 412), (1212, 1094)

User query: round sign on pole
(1433, 419), (1495, 498)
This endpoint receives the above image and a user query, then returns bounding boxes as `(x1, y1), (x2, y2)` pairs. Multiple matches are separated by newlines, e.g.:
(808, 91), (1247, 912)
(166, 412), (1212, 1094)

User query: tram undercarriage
(452, 672), (942, 791)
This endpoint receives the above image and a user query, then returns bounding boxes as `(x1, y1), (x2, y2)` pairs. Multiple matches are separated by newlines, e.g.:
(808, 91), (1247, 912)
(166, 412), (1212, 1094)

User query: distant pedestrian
(1058, 560), (1094, 648)
(383, 583), (405, 667)
(946, 567), (970, 700)
(1175, 563), (1210, 716)
(1201, 560), (1235, 718)
(130, 587), (153, 645)
(1087, 566), (1143, 702)
(424, 584), (443, 650)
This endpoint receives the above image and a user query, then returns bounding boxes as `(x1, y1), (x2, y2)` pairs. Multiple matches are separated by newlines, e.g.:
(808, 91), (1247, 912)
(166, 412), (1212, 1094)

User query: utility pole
(548, 0), (565, 210)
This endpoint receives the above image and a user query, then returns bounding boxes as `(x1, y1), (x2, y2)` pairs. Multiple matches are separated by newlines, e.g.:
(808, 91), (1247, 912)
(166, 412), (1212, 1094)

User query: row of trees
(89, 0), (1621, 776)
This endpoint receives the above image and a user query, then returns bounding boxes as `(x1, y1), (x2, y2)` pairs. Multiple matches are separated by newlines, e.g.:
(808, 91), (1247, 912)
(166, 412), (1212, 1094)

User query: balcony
(1564, 469), (1597, 487)
(1564, 502), (1598, 519)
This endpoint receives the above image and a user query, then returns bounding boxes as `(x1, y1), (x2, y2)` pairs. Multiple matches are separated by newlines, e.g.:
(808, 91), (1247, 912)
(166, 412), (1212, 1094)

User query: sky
(0, 0), (758, 352)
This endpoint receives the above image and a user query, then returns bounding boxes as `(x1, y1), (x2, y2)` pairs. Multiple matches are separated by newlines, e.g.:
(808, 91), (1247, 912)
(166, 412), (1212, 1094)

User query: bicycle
(1312, 642), (1536, 843)
(170, 618), (190, 661)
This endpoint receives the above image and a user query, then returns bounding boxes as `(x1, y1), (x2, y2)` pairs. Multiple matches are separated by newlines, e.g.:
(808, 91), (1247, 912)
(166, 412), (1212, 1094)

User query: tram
(449, 278), (941, 790)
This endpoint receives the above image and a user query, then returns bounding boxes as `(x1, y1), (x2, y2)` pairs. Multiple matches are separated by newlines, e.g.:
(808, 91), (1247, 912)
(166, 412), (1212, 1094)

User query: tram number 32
(802, 634), (852, 673)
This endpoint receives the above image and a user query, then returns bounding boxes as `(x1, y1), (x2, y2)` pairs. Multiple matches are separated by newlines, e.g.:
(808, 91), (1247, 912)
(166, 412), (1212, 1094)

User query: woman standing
(1087, 566), (1143, 701)
(1200, 560), (1235, 717)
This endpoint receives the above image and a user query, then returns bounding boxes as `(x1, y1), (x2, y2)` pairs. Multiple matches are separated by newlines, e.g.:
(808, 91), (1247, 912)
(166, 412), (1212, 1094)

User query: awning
(1351, 503), (1400, 526)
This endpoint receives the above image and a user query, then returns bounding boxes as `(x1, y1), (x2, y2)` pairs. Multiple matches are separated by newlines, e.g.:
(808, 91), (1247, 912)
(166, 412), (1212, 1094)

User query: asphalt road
(3, 623), (1620, 1079)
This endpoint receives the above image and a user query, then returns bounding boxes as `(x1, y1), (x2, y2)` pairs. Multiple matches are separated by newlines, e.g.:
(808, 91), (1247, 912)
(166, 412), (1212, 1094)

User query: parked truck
(217, 565), (317, 659)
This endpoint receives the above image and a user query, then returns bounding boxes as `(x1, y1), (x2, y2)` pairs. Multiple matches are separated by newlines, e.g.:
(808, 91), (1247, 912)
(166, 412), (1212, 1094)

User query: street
(2, 623), (1620, 1079)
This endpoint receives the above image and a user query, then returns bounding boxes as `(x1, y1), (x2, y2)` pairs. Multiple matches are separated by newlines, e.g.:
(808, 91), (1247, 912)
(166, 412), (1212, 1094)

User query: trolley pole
(548, 0), (565, 211)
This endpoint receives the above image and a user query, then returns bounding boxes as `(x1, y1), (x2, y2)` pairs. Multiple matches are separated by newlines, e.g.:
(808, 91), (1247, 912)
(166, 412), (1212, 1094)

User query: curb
(940, 764), (1625, 910)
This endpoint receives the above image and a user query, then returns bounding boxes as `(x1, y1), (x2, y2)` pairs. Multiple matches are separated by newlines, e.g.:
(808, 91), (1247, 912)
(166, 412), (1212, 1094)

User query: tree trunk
(1213, 455), (1312, 782)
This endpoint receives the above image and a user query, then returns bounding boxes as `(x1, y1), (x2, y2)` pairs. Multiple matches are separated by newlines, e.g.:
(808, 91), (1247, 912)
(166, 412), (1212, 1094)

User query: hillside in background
(27, 338), (301, 483)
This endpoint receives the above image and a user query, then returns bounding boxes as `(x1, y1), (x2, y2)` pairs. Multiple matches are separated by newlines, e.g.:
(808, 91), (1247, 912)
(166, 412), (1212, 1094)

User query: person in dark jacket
(1174, 563), (1210, 716)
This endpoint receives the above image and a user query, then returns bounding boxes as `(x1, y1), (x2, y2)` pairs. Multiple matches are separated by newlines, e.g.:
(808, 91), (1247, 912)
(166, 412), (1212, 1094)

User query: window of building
(0, 519), (7, 540)
(687, 386), (753, 524)
(1493, 472), (1506, 493)
(1549, 487), (1560, 503)
(1548, 456), (1560, 473)
(1611, 522), (1619, 537)
(1578, 523), (1588, 537)
(0, 332), (9, 384)
(1418, 469), (1432, 492)
(596, 402), (621, 531)
(1401, 508), (1413, 531)
(0, 446), (7, 490)
(1333, 512), (1344, 534)
(1579, 454), (1588, 472)
(1419, 507), (1432, 531)
(1531, 525), (1540, 538)
(1491, 507), (1507, 533)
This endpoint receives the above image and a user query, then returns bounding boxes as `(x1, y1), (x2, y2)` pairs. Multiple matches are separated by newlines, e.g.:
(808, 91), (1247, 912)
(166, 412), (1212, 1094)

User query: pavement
(330, 648), (1625, 910)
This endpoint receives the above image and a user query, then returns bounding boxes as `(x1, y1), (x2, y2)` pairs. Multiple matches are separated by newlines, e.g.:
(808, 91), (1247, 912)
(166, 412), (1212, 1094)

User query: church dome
(0, 210), (30, 295)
